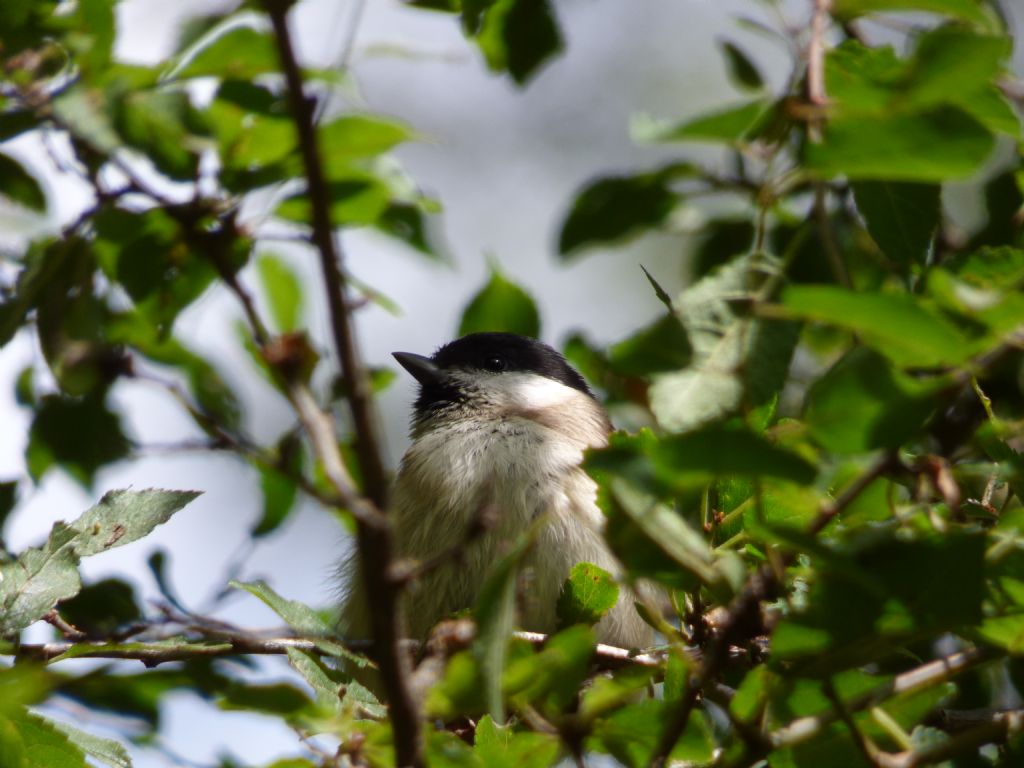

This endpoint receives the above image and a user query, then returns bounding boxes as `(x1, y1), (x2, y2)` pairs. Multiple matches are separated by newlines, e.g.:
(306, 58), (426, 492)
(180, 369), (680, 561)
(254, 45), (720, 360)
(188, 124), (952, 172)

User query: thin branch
(263, 0), (389, 508)
(806, 0), (832, 142)
(263, 5), (421, 766)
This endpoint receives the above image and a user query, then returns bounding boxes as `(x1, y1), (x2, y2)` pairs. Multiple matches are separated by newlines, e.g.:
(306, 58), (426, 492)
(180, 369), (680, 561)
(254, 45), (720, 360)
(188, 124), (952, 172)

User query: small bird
(341, 332), (651, 649)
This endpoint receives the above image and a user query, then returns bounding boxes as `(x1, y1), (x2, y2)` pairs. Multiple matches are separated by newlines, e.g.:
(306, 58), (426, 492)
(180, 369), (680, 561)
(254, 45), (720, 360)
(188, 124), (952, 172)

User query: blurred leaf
(852, 181), (940, 275)
(276, 177), (391, 228)
(473, 0), (563, 85)
(474, 715), (561, 768)
(0, 152), (46, 212)
(719, 40), (764, 90)
(782, 285), (974, 367)
(58, 578), (141, 638)
(254, 467), (298, 539)
(589, 698), (716, 768)
(504, 625), (594, 713)
(804, 348), (940, 453)
(217, 682), (311, 716)
(71, 0), (116, 73)
(178, 25), (279, 80)
(113, 89), (202, 181)
(556, 562), (619, 628)
(256, 254), (304, 333)
(559, 167), (685, 256)
(831, 0), (997, 32)
(608, 314), (692, 376)
(319, 115), (415, 167)
(26, 394), (131, 487)
(0, 480), (17, 534)
(650, 254), (798, 432)
(473, 528), (535, 721)
(641, 265), (673, 310)
(459, 266), (540, 338)
(375, 202), (444, 260)
(772, 532), (986, 674)
(46, 719), (131, 768)
(640, 99), (769, 144)
(808, 107), (994, 182)
(52, 86), (121, 155)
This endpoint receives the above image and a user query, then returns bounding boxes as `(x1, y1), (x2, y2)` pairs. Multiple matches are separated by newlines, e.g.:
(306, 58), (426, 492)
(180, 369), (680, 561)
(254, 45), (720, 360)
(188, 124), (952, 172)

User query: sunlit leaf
(459, 266), (540, 338)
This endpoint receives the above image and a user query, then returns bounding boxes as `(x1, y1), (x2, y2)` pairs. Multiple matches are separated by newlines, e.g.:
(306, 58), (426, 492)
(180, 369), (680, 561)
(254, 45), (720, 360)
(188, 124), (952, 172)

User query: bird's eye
(483, 357), (506, 372)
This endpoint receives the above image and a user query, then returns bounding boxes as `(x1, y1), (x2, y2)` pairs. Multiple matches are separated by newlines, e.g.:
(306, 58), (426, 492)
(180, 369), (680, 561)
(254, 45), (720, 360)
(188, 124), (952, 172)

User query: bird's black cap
(393, 332), (595, 412)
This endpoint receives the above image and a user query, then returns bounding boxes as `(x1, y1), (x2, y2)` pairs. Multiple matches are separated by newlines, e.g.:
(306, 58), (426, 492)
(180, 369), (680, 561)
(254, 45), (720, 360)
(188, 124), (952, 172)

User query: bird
(340, 332), (652, 649)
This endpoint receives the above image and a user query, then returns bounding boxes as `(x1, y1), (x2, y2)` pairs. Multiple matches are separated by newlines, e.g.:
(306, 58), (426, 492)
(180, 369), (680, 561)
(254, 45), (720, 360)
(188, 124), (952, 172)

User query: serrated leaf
(0, 543), (81, 634)
(459, 266), (540, 338)
(6, 711), (88, 768)
(46, 719), (131, 768)
(556, 562), (619, 628)
(0, 152), (45, 212)
(650, 253), (798, 432)
(71, 489), (200, 558)
(474, 715), (561, 768)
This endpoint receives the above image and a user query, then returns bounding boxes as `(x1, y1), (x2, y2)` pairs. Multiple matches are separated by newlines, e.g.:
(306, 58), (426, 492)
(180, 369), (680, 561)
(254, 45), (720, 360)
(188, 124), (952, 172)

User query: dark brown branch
(263, 5), (421, 764)
(263, 0), (388, 509)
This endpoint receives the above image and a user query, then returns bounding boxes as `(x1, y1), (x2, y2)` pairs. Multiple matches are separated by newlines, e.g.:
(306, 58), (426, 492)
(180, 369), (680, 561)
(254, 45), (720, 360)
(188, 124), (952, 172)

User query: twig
(806, 0), (832, 142)
(263, 0), (389, 508)
(263, 4), (421, 765)
(807, 451), (900, 535)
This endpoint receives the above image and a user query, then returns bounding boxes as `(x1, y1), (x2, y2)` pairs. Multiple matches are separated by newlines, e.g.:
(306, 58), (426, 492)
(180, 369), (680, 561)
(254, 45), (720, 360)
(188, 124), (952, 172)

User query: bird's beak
(392, 352), (442, 386)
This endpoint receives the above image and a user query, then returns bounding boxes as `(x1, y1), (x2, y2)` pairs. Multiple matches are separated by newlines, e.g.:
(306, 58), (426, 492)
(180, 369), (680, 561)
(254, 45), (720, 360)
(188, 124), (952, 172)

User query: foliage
(0, 0), (1023, 767)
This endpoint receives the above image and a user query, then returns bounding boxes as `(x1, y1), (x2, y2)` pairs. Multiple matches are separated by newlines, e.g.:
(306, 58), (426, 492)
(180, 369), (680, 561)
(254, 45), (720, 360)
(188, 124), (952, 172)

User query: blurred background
(0, 0), (1020, 764)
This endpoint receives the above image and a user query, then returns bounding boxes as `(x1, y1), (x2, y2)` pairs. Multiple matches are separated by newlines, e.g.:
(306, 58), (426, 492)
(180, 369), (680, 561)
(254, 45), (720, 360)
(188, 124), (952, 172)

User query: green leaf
(558, 168), (682, 256)
(318, 115), (415, 167)
(474, 716), (561, 768)
(52, 86), (121, 155)
(804, 348), (940, 453)
(276, 177), (392, 228)
(782, 285), (974, 367)
(0, 480), (17, 534)
(177, 25), (279, 80)
(71, 489), (201, 558)
(45, 719), (131, 768)
(504, 625), (594, 713)
(589, 698), (716, 768)
(649, 254), (798, 432)
(230, 579), (332, 636)
(57, 578), (141, 638)
(254, 467), (298, 538)
(772, 532), (986, 674)
(0, 538), (81, 634)
(256, 254), (304, 333)
(593, 475), (724, 592)
(831, 0), (997, 31)
(639, 99), (769, 145)
(458, 266), (540, 338)
(556, 562), (619, 628)
(26, 394), (131, 487)
(719, 40), (764, 91)
(806, 107), (995, 182)
(113, 89), (202, 181)
(473, 0), (563, 85)
(0, 152), (45, 212)
(473, 530), (535, 722)
(5, 711), (88, 768)
(852, 181), (940, 275)
(217, 682), (311, 716)
(608, 315), (692, 376)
